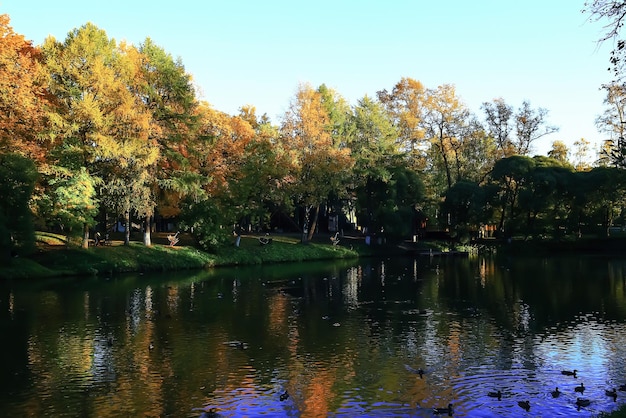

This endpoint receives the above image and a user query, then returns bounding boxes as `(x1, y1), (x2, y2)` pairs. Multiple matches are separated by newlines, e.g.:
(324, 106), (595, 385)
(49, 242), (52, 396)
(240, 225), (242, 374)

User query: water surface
(1, 254), (625, 417)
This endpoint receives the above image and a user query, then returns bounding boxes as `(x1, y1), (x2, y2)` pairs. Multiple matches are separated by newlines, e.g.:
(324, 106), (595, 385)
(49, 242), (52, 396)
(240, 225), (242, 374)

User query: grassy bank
(0, 232), (362, 279)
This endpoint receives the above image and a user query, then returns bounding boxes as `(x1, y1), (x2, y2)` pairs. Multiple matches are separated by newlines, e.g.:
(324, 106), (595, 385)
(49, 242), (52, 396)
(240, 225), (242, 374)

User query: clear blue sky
(1, 0), (615, 158)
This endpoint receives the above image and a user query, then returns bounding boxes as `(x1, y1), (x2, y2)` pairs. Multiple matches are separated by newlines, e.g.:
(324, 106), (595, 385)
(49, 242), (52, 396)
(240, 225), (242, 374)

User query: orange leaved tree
(280, 83), (353, 242)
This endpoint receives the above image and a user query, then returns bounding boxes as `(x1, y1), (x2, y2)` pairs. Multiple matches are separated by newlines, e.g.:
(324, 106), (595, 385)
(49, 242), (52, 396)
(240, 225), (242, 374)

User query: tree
(377, 77), (428, 171)
(0, 153), (38, 261)
(349, 95), (400, 233)
(482, 98), (515, 158)
(355, 163), (424, 239)
(596, 82), (626, 167)
(514, 101), (558, 155)
(441, 181), (489, 243)
(457, 119), (498, 183)
(489, 155), (536, 236)
(579, 166), (626, 235)
(573, 138), (592, 171)
(235, 111), (291, 232)
(518, 158), (573, 237)
(42, 24), (159, 247)
(280, 83), (353, 242)
(421, 84), (472, 191)
(583, 0), (626, 80)
(136, 38), (199, 242)
(548, 140), (569, 163)
(177, 103), (256, 250)
(0, 14), (51, 161)
(39, 167), (99, 244)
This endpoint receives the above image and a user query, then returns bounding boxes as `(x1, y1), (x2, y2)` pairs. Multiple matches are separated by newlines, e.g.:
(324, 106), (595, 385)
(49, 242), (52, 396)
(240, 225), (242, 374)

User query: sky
(0, 0), (618, 158)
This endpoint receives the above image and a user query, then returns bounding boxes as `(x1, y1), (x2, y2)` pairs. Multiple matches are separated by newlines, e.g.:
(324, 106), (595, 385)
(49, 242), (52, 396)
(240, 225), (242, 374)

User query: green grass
(35, 231), (69, 245)
(0, 233), (361, 279)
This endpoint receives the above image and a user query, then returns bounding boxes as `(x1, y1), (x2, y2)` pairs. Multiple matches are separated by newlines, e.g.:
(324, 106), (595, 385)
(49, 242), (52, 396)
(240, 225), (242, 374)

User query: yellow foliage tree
(280, 83), (353, 242)
(0, 14), (51, 161)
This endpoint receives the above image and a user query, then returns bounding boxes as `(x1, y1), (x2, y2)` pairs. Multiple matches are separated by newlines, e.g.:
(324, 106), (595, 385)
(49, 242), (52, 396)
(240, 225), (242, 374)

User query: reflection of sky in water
(343, 267), (359, 309)
(536, 317), (626, 384)
(3, 257), (626, 417)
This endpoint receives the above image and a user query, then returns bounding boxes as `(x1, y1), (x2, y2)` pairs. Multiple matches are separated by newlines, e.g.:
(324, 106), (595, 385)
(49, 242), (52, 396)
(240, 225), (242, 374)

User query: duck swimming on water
(551, 387), (561, 398)
(576, 398), (591, 408)
(606, 388), (618, 400)
(575, 382), (585, 393)
(561, 369), (577, 377)
(487, 390), (502, 400)
(518, 400), (530, 411)
(433, 403), (453, 415)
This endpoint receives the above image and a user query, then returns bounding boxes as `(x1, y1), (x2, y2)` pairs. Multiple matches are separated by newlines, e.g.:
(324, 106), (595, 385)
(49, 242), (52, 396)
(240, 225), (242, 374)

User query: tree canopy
(1, 13), (624, 256)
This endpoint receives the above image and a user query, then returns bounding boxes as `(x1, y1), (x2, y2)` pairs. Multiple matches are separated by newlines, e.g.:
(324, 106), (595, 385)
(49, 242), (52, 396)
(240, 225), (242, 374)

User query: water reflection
(0, 256), (625, 417)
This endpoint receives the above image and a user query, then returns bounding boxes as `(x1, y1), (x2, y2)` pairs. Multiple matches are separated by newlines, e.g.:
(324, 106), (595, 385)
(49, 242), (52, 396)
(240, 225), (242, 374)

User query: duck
(279, 391), (289, 401)
(517, 400), (530, 411)
(404, 364), (425, 378)
(576, 398), (591, 407)
(606, 388), (618, 400)
(551, 387), (561, 398)
(575, 382), (585, 393)
(561, 369), (577, 377)
(433, 403), (453, 415)
(198, 408), (220, 418)
(488, 390), (502, 400)
(619, 383), (626, 392)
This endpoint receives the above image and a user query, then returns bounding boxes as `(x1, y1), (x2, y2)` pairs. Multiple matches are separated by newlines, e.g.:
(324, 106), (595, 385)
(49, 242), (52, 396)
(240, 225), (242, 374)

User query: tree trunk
(307, 205), (320, 241)
(124, 210), (130, 245)
(143, 215), (152, 246)
(82, 223), (90, 249)
(301, 205), (311, 243)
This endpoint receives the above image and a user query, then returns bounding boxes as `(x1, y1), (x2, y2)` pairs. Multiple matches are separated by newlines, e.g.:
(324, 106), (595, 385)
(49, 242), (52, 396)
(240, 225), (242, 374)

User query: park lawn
(0, 232), (360, 279)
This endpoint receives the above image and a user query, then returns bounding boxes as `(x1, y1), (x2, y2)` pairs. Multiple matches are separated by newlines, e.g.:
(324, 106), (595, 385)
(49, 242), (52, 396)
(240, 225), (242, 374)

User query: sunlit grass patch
(35, 231), (68, 246)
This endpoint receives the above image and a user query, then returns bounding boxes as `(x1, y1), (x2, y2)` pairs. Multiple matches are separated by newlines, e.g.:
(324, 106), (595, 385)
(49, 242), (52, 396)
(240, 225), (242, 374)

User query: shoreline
(4, 232), (626, 280)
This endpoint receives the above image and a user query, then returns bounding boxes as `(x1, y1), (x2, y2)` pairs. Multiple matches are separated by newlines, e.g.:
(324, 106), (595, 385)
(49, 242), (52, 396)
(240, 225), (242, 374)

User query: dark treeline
(2, 14), (626, 262)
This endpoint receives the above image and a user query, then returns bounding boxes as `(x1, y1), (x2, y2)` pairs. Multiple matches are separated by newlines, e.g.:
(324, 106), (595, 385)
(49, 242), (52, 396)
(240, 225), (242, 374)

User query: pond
(1, 254), (626, 417)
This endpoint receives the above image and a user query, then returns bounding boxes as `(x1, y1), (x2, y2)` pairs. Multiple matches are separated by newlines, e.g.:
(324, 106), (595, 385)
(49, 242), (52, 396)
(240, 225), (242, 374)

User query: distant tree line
(2, 14), (626, 262)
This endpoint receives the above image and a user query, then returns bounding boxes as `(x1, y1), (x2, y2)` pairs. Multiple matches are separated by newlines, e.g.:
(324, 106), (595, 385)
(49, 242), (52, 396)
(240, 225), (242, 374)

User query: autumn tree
(514, 100), (558, 155)
(349, 95), (402, 234)
(548, 140), (569, 163)
(457, 119), (497, 183)
(175, 103), (259, 250)
(280, 83), (353, 242)
(377, 77), (428, 171)
(0, 14), (51, 161)
(234, 106), (291, 231)
(482, 98), (515, 158)
(573, 138), (592, 170)
(596, 82), (626, 167)
(42, 23), (159, 247)
(421, 84), (473, 191)
(136, 38), (199, 240)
